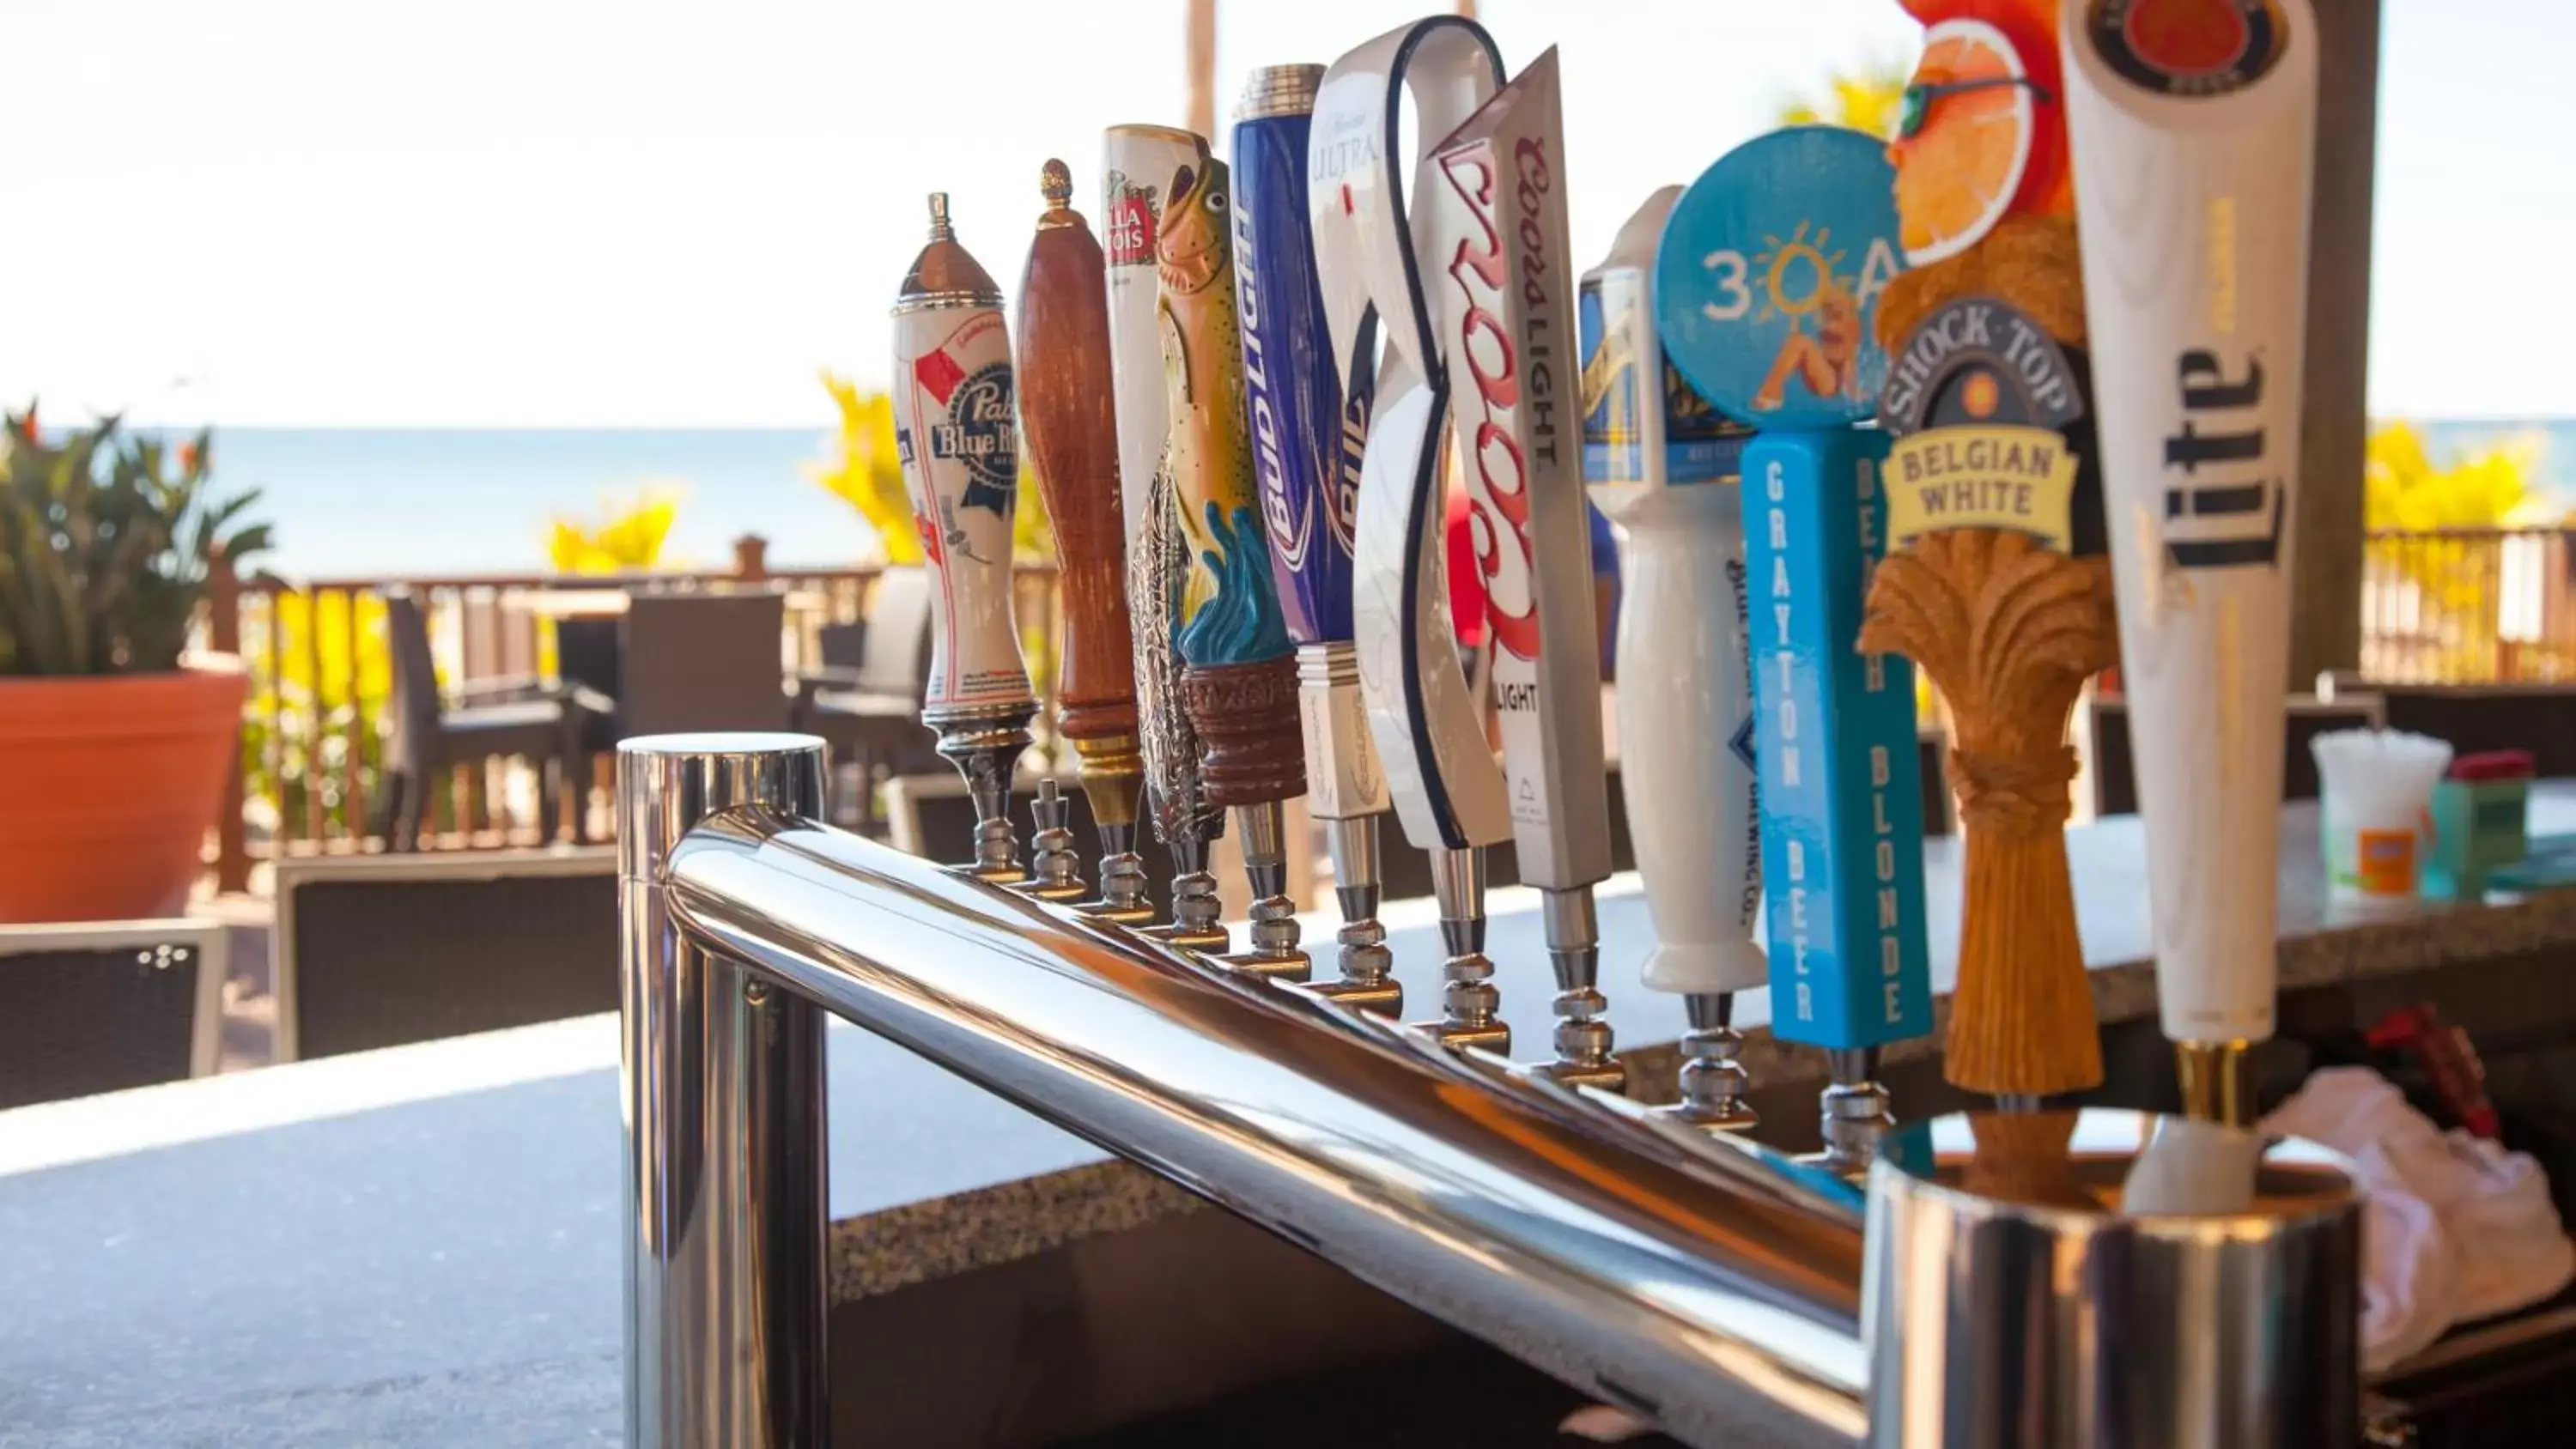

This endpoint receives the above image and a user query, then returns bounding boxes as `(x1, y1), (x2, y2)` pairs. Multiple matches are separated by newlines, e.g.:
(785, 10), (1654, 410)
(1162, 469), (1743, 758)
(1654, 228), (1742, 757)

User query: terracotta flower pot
(0, 658), (247, 923)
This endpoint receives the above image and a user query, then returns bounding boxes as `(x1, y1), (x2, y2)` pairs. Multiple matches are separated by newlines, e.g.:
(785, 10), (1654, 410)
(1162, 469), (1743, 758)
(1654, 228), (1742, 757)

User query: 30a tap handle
(1016, 160), (1139, 743)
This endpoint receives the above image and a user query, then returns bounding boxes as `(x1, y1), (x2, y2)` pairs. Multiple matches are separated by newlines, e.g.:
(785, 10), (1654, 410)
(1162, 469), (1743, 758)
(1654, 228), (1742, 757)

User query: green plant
(0, 405), (272, 676)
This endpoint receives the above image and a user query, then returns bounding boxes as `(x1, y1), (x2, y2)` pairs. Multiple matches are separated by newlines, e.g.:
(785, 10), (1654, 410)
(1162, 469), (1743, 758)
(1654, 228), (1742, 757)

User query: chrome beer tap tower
(621, 9), (2369, 1448)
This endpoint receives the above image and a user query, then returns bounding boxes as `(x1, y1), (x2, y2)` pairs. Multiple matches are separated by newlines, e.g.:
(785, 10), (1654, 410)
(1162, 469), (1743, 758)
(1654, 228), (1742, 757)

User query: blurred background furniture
(795, 570), (939, 834)
(0, 920), (223, 1109)
(2320, 673), (2576, 782)
(615, 591), (794, 737)
(2088, 691), (2389, 820)
(379, 588), (611, 849)
(274, 848), (616, 1061)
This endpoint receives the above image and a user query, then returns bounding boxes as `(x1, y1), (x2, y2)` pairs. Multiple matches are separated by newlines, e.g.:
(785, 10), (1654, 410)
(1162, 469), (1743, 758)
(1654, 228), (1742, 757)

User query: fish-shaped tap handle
(1156, 157), (1305, 809)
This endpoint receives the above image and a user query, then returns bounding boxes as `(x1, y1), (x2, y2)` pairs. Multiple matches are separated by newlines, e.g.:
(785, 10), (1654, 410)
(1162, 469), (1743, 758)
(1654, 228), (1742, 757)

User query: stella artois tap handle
(1016, 159), (1150, 920)
(1857, 0), (2120, 1111)
(892, 192), (1040, 881)
(1427, 49), (1623, 1092)
(1583, 185), (1764, 1129)
(1658, 131), (1934, 1176)
(1153, 155), (1310, 982)
(1313, 15), (1513, 1053)
(2063, 0), (2320, 1125)
(1233, 64), (1400, 1015)
(1103, 124), (1228, 949)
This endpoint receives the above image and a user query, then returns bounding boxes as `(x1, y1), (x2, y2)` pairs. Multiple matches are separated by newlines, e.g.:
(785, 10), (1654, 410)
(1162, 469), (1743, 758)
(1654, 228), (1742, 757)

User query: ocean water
(191, 419), (2576, 581)
(204, 427), (875, 579)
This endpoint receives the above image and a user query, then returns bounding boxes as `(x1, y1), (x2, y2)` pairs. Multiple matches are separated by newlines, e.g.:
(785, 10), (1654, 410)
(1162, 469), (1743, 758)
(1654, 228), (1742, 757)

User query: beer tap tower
(1656, 130), (1934, 1173)
(1425, 50), (1624, 1091)
(1103, 124), (1230, 950)
(893, 193), (1039, 882)
(2065, 0), (2320, 1124)
(1155, 156), (1312, 980)
(1583, 186), (1765, 1128)
(1231, 64), (1401, 1013)
(1313, 15), (1515, 1053)
(1016, 160), (1153, 922)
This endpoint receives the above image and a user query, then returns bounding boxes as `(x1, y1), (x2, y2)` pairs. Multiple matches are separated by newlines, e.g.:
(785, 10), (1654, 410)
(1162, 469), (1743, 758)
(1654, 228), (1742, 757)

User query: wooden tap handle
(1016, 159), (1139, 743)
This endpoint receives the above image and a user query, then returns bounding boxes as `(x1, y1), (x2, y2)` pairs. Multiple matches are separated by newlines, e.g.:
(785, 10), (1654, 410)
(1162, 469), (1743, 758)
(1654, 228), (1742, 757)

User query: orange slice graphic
(1890, 17), (2035, 267)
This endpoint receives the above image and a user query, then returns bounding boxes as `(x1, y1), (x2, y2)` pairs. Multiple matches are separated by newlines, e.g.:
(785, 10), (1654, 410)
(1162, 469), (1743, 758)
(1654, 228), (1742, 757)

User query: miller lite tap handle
(1018, 161), (1145, 836)
(1312, 15), (1512, 854)
(1853, 0), (2119, 1101)
(2063, 0), (2319, 1067)
(1157, 157), (1306, 808)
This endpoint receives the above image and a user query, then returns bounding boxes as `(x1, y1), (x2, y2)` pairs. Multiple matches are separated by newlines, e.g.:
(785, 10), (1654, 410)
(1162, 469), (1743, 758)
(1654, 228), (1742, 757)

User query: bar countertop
(5, 790), (2575, 1445)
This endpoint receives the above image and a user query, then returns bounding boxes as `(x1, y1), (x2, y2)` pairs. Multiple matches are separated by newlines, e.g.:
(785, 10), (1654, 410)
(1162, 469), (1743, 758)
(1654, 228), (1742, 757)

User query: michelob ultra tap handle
(2063, 0), (2318, 1047)
(1426, 48), (1613, 897)
(1310, 15), (1511, 854)
(1656, 129), (1929, 1052)
(1585, 185), (1762, 997)
(893, 194), (1037, 724)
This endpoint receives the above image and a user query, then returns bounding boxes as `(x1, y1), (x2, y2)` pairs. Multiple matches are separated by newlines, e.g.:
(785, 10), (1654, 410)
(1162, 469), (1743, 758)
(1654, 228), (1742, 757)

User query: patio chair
(617, 591), (795, 737)
(378, 589), (611, 850)
(275, 848), (615, 1061)
(0, 920), (224, 1109)
(793, 570), (939, 832)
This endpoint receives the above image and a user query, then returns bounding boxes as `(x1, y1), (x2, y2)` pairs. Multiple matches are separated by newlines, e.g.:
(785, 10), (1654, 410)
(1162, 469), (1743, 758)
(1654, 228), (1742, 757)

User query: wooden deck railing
(204, 536), (1062, 891)
(2361, 527), (2576, 685)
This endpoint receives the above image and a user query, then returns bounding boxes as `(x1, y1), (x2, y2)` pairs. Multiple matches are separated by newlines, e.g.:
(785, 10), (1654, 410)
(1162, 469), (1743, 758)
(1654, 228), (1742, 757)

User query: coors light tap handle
(1583, 185), (1763, 1128)
(1016, 161), (1149, 919)
(2063, 0), (2319, 1125)
(1157, 156), (1311, 980)
(1658, 130), (1933, 1175)
(1313, 15), (1513, 1053)
(1104, 124), (1227, 948)
(1233, 64), (1399, 1014)
(1428, 49), (1621, 1092)
(893, 192), (1039, 881)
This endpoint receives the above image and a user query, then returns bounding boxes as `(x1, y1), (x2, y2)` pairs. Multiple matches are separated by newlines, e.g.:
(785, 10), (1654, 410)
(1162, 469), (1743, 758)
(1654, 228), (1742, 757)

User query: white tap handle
(1594, 483), (1765, 996)
(1583, 185), (1763, 996)
(2063, 0), (2318, 1046)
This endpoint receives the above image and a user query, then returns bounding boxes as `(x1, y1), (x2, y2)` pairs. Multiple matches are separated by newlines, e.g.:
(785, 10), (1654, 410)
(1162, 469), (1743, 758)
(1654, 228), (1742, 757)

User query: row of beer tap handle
(882, 5), (2324, 1167)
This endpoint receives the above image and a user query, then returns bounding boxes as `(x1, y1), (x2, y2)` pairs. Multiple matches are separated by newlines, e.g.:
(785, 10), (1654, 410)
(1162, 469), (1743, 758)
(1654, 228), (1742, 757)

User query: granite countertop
(3, 788), (2572, 1445)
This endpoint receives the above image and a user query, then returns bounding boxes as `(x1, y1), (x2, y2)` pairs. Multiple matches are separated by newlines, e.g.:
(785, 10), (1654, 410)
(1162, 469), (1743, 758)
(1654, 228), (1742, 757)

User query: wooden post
(2289, 0), (2380, 688)
(1185, 0), (1216, 140)
(732, 533), (771, 582)
(209, 547), (252, 894)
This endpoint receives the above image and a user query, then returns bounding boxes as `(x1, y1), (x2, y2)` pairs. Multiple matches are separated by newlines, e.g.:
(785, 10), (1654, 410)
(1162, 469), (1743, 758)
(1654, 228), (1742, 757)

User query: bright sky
(3, 0), (2553, 427)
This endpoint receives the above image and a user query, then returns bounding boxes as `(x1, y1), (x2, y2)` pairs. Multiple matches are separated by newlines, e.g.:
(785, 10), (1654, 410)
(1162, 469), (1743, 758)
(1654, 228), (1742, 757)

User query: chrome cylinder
(618, 734), (831, 1449)
(1863, 1109), (2363, 1449)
